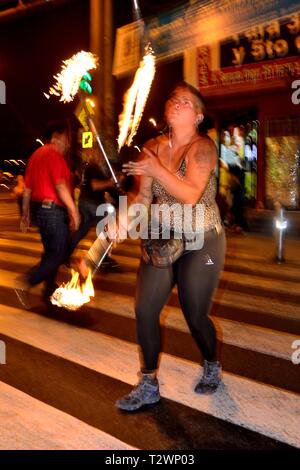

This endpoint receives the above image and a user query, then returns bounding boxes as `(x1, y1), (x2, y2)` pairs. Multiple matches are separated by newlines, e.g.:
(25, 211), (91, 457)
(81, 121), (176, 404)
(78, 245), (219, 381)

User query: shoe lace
(202, 361), (220, 385)
(127, 377), (156, 399)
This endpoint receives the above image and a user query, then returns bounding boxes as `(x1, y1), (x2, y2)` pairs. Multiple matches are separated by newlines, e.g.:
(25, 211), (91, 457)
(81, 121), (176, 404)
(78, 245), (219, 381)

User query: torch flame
(48, 51), (98, 103)
(51, 268), (95, 311)
(118, 46), (155, 151)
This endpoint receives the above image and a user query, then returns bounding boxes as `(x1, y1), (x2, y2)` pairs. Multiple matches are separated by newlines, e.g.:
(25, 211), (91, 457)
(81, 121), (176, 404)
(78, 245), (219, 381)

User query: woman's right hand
(122, 148), (162, 178)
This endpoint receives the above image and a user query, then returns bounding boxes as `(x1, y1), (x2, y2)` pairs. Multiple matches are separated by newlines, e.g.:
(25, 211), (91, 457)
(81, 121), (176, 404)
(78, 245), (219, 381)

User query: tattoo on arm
(193, 139), (216, 172)
(134, 176), (153, 208)
(136, 186), (152, 207)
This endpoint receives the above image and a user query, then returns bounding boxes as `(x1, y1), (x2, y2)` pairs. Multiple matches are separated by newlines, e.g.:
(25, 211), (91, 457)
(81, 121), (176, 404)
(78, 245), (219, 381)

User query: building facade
(192, 16), (300, 211)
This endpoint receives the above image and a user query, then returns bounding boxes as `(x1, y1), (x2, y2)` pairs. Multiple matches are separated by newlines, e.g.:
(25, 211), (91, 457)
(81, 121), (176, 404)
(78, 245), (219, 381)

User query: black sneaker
(116, 374), (160, 411)
(194, 360), (222, 394)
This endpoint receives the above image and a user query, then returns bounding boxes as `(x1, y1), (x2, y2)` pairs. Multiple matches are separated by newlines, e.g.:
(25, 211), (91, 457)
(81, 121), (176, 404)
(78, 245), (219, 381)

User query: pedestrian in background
(66, 155), (119, 269)
(14, 120), (80, 308)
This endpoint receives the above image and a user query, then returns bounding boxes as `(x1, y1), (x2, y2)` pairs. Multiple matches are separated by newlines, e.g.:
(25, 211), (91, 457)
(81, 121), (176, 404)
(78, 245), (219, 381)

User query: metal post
(89, 0), (115, 145)
(89, 0), (103, 134)
(103, 0), (115, 144)
(80, 93), (119, 187)
(274, 206), (287, 263)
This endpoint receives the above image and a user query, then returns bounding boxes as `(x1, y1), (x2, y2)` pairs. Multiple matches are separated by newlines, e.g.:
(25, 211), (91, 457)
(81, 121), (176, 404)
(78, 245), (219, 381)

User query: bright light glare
(275, 220), (288, 230)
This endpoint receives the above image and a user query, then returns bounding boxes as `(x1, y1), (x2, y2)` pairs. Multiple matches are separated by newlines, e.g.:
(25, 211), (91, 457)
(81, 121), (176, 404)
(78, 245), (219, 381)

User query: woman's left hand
(122, 147), (161, 178)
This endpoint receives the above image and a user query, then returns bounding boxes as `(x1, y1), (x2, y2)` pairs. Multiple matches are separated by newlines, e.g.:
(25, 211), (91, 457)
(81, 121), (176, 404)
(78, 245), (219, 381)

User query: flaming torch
(117, 0), (156, 151)
(47, 50), (98, 103)
(117, 44), (155, 150)
(47, 50), (119, 187)
(46, 51), (119, 310)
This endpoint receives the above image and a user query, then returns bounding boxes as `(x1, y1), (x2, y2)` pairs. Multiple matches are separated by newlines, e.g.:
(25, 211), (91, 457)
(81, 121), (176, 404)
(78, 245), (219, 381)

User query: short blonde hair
(170, 81), (206, 113)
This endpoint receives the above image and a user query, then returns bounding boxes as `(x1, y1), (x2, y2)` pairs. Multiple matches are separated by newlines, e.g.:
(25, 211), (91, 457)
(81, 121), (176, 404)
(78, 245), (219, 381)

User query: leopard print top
(151, 159), (221, 234)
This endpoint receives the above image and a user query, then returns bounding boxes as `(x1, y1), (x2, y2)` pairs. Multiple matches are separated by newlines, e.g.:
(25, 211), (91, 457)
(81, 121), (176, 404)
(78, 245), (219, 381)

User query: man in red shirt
(15, 121), (80, 308)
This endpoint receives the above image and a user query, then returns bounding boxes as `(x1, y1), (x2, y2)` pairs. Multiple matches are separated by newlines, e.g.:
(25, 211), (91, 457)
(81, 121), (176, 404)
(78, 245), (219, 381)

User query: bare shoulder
(188, 134), (217, 169)
(143, 134), (166, 152)
(193, 134), (217, 153)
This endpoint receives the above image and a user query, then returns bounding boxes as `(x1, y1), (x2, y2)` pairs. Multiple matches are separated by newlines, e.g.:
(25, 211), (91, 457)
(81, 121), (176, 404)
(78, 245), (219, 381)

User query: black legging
(135, 228), (226, 371)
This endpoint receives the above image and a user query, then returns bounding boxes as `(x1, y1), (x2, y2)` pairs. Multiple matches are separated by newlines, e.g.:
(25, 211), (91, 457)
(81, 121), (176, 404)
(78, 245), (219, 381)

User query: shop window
(265, 118), (300, 210)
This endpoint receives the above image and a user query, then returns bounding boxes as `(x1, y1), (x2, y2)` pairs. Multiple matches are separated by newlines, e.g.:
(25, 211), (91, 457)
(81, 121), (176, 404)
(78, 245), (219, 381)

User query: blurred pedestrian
(12, 174), (25, 216)
(228, 164), (248, 233)
(14, 120), (80, 308)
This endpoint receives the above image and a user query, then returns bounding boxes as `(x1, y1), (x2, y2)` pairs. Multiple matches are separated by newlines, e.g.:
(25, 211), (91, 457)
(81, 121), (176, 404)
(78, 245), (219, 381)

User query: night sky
(0, 0), (185, 163)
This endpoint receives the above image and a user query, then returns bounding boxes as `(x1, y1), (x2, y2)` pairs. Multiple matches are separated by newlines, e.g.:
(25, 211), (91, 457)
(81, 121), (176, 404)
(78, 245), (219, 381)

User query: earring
(168, 126), (173, 148)
(195, 116), (203, 127)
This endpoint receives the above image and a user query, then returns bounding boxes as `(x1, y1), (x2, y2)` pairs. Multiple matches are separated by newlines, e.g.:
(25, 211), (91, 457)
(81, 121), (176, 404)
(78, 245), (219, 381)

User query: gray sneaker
(194, 360), (222, 394)
(116, 374), (160, 411)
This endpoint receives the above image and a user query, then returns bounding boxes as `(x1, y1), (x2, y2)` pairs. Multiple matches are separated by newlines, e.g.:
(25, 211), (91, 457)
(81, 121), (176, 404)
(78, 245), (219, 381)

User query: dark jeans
(67, 198), (109, 262)
(135, 228), (226, 371)
(67, 199), (99, 258)
(27, 204), (69, 296)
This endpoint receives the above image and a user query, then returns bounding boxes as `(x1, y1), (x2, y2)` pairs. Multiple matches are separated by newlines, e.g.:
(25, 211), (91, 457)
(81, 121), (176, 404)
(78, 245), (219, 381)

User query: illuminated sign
(75, 99), (95, 131)
(113, 0), (300, 76)
(197, 13), (300, 89)
(82, 131), (93, 148)
(220, 14), (300, 67)
(209, 57), (300, 87)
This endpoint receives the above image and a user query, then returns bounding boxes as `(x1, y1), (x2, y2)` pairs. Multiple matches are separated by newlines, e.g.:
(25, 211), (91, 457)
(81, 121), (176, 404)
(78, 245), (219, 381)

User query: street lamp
(274, 205), (287, 263)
